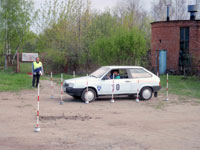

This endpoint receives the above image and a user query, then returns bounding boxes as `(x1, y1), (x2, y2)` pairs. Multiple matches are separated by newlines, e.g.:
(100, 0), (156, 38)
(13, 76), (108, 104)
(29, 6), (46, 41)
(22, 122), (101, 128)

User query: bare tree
(113, 0), (149, 28)
(151, 0), (196, 21)
(195, 0), (200, 19)
(151, 0), (173, 21)
(173, 0), (188, 20)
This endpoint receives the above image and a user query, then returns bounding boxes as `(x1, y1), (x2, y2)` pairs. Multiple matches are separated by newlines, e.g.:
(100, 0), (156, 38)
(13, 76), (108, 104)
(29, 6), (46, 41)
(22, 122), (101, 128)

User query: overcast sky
(34, 0), (153, 12)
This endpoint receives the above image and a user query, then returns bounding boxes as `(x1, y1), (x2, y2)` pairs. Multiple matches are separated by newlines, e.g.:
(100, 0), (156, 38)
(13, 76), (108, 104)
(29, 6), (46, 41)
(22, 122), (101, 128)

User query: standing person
(32, 57), (44, 88)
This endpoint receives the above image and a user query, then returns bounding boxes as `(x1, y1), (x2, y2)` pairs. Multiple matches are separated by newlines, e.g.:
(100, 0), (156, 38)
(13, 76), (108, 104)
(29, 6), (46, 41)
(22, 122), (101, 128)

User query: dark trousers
(32, 73), (40, 88)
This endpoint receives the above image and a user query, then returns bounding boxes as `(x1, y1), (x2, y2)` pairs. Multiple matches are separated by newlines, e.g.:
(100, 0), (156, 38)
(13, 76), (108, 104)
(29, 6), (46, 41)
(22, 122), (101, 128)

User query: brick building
(151, 20), (200, 74)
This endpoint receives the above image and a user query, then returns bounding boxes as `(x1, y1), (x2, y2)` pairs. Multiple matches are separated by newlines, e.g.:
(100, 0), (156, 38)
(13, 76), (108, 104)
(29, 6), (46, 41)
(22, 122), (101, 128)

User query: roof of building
(151, 20), (200, 25)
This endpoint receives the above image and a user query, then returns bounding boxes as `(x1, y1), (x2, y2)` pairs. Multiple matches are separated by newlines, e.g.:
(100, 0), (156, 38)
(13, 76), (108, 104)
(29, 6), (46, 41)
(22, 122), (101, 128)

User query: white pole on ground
(50, 72), (54, 99)
(136, 80), (140, 102)
(59, 74), (64, 105)
(85, 74), (89, 104)
(73, 71), (75, 78)
(34, 83), (40, 132)
(111, 74), (115, 103)
(165, 73), (169, 101)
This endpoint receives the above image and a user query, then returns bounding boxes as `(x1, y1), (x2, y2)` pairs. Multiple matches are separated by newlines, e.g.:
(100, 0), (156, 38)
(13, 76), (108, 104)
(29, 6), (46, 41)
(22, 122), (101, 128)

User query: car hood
(64, 76), (99, 84)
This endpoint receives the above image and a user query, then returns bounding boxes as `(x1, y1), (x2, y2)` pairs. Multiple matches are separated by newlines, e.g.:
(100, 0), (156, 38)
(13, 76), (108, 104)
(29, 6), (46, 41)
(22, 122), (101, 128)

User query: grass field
(0, 71), (32, 91)
(160, 75), (200, 99)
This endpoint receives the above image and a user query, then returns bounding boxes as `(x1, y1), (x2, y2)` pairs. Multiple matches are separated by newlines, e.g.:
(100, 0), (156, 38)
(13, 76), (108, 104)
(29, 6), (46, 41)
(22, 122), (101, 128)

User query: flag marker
(34, 83), (40, 132)
(85, 74), (89, 104)
(50, 72), (54, 99)
(59, 74), (64, 105)
(136, 80), (140, 103)
(73, 71), (75, 78)
(165, 73), (169, 101)
(111, 74), (115, 103)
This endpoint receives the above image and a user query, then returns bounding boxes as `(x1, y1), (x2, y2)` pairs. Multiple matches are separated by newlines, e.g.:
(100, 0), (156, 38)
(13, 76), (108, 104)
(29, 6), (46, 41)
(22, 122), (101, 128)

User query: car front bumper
(63, 86), (83, 97)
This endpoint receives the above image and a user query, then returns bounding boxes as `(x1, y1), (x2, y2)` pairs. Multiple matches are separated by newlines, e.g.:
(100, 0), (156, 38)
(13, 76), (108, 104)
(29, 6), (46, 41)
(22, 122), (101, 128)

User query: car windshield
(90, 67), (110, 78)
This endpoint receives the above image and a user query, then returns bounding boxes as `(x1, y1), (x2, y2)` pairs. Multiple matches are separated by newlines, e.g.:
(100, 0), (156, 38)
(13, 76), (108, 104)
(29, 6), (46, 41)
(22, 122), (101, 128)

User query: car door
(128, 68), (153, 94)
(113, 78), (132, 94)
(99, 79), (113, 95)
(99, 69), (132, 95)
(113, 69), (132, 94)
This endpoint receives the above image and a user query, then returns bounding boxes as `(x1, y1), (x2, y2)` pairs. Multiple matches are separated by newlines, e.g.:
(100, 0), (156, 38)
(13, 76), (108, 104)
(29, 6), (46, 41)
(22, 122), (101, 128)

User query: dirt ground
(0, 80), (200, 150)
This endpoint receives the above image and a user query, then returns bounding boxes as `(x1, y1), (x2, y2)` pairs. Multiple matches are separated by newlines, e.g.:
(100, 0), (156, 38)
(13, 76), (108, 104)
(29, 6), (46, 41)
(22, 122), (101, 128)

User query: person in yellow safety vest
(32, 57), (44, 88)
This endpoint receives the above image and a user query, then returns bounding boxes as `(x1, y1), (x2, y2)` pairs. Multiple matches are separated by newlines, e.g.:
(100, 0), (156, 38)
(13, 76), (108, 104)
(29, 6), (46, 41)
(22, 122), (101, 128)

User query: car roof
(103, 66), (144, 69)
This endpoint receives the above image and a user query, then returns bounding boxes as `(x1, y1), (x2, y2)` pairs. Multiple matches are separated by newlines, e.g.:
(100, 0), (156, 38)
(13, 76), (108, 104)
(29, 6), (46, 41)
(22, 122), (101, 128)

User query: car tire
(81, 88), (96, 103)
(139, 87), (153, 100)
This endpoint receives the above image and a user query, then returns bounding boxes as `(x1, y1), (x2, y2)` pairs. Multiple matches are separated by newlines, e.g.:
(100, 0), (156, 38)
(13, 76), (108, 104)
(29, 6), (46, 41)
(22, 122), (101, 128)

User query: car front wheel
(140, 87), (153, 100)
(81, 88), (96, 103)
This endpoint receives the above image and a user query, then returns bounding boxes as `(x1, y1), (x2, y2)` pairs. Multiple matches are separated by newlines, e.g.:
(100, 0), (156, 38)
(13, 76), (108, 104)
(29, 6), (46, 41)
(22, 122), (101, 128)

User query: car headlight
(63, 81), (68, 86)
(68, 83), (74, 88)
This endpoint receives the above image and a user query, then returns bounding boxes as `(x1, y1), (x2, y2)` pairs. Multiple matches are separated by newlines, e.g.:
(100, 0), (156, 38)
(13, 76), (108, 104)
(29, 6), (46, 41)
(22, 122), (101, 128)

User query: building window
(180, 27), (189, 53)
(179, 27), (190, 70)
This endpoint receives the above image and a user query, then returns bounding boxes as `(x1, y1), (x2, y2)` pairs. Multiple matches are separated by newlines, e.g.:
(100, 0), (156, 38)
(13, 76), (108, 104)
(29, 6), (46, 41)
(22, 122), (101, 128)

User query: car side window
(129, 68), (152, 78)
(119, 69), (129, 79)
(102, 69), (129, 80)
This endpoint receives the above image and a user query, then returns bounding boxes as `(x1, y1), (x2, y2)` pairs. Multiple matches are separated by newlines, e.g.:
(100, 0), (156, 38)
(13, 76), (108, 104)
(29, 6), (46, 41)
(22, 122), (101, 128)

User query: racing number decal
(116, 84), (120, 91)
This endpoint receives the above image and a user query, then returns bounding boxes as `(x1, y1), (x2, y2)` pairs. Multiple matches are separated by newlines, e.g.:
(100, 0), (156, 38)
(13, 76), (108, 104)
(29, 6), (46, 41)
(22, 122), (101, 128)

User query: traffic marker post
(136, 80), (140, 103)
(34, 83), (40, 132)
(85, 74), (89, 104)
(110, 74), (115, 103)
(165, 73), (169, 101)
(73, 71), (75, 78)
(50, 72), (54, 99)
(59, 74), (64, 105)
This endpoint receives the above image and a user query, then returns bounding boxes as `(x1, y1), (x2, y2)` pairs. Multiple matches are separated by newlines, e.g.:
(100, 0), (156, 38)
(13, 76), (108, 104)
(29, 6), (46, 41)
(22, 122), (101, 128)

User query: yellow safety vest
(33, 61), (42, 70)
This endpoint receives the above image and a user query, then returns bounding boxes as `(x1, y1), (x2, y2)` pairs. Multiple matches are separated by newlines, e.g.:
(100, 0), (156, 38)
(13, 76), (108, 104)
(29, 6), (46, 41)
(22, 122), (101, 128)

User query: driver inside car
(108, 70), (120, 79)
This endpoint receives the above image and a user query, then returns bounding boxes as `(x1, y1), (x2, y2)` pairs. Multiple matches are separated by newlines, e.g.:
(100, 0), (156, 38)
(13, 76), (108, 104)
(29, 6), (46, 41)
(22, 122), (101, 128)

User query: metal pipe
(167, 5), (170, 21)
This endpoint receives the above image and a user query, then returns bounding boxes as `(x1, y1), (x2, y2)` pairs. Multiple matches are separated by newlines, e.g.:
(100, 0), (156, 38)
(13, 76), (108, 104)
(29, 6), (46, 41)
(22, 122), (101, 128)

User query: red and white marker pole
(136, 80), (140, 102)
(165, 73), (169, 101)
(50, 72), (54, 99)
(59, 74), (64, 105)
(85, 74), (89, 104)
(73, 71), (75, 78)
(111, 74), (115, 103)
(34, 83), (40, 132)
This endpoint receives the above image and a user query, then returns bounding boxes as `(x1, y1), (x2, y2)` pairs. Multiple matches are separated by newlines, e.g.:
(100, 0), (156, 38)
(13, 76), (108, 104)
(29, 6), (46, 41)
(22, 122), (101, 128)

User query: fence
(0, 54), (17, 72)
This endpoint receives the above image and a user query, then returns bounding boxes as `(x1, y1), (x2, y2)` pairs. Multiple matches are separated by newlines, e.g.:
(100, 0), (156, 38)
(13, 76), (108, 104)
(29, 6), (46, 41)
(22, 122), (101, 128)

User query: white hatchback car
(63, 66), (161, 103)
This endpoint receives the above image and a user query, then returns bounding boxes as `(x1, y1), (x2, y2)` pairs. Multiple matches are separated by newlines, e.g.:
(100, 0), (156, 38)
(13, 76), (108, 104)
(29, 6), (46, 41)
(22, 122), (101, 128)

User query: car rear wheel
(81, 88), (96, 103)
(140, 87), (153, 100)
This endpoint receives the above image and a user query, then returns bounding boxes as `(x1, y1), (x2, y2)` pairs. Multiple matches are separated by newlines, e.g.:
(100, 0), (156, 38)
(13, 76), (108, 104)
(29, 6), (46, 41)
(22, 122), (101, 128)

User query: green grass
(0, 71), (32, 91)
(160, 75), (200, 99)
(20, 63), (32, 73)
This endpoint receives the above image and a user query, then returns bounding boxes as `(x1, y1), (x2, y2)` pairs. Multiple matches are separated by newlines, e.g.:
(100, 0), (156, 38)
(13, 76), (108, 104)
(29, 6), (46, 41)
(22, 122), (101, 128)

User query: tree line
(0, 0), (198, 73)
